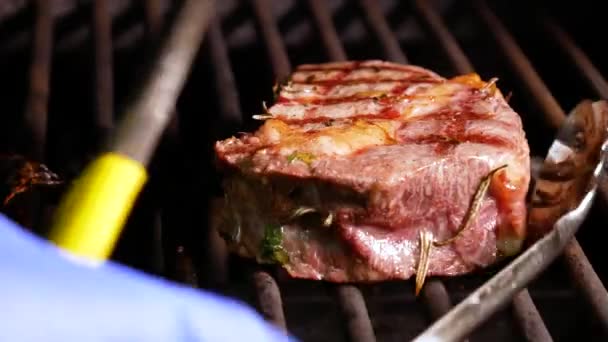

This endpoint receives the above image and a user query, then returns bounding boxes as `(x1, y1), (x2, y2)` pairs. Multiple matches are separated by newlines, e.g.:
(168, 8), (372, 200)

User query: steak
(214, 60), (530, 285)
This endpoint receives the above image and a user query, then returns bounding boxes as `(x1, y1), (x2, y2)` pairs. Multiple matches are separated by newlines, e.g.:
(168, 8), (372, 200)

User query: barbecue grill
(0, 0), (606, 341)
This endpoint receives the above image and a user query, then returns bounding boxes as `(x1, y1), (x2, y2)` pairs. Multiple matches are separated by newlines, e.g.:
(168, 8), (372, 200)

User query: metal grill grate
(0, 1), (606, 341)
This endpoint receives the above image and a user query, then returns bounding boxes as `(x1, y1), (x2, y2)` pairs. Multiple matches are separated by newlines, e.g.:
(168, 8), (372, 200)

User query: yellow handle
(48, 152), (148, 262)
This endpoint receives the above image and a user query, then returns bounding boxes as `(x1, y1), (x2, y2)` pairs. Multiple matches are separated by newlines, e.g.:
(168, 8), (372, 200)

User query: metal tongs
(413, 100), (608, 342)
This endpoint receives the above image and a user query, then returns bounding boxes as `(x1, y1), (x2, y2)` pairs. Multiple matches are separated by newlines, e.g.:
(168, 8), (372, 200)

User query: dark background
(0, 1), (606, 341)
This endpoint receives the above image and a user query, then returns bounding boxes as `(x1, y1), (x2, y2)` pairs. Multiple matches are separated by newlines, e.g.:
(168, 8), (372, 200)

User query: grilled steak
(214, 60), (530, 283)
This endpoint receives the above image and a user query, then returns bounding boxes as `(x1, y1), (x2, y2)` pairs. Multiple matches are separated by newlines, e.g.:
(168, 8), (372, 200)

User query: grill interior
(0, 1), (607, 341)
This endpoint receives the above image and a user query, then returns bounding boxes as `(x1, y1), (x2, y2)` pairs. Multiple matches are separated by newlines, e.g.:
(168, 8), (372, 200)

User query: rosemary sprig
(288, 206), (333, 227)
(252, 114), (273, 120)
(289, 206), (317, 220)
(416, 230), (434, 296)
(433, 164), (508, 247)
(415, 164), (508, 295)
(481, 77), (499, 96)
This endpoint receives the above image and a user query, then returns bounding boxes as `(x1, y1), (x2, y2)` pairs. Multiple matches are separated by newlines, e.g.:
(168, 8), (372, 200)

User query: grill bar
(307, 0), (346, 61)
(92, 0), (113, 137)
(304, 3), (381, 340)
(542, 16), (608, 99)
(412, 0), (473, 74)
(536, 17), (608, 326)
(175, 245), (199, 287)
(241, 0), (290, 331)
(357, 0), (407, 64)
(413, 2), (553, 341)
(473, 0), (566, 129)
(512, 290), (554, 342)
(473, 0), (608, 331)
(208, 20), (242, 129)
(203, 199), (228, 286)
(206, 19), (242, 284)
(250, 0), (378, 338)
(191, 0), (286, 326)
(475, 1), (608, 327)
(24, 0), (52, 161)
(144, 0), (163, 40)
(563, 239), (608, 329)
(252, 270), (288, 331)
(250, 0), (290, 80)
(21, 0), (53, 231)
(335, 285), (376, 342)
(235, 0), (291, 331)
(306, 0), (347, 62)
(149, 211), (165, 277)
(353, 0), (458, 325)
(420, 280), (454, 321)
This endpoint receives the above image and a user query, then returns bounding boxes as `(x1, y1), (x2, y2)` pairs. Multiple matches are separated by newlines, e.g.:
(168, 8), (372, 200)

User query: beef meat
(214, 60), (530, 282)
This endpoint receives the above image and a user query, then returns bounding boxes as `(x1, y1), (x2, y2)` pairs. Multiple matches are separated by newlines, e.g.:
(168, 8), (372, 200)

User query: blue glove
(0, 214), (295, 342)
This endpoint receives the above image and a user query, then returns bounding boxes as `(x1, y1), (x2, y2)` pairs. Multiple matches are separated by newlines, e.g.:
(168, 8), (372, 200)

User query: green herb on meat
(260, 223), (289, 265)
(287, 151), (315, 165)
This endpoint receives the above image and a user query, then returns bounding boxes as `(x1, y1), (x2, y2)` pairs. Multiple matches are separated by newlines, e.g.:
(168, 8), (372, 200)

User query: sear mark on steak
(214, 60), (531, 283)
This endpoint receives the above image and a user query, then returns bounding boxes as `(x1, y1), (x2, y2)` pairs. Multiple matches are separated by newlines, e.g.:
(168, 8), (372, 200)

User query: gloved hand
(0, 214), (294, 342)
